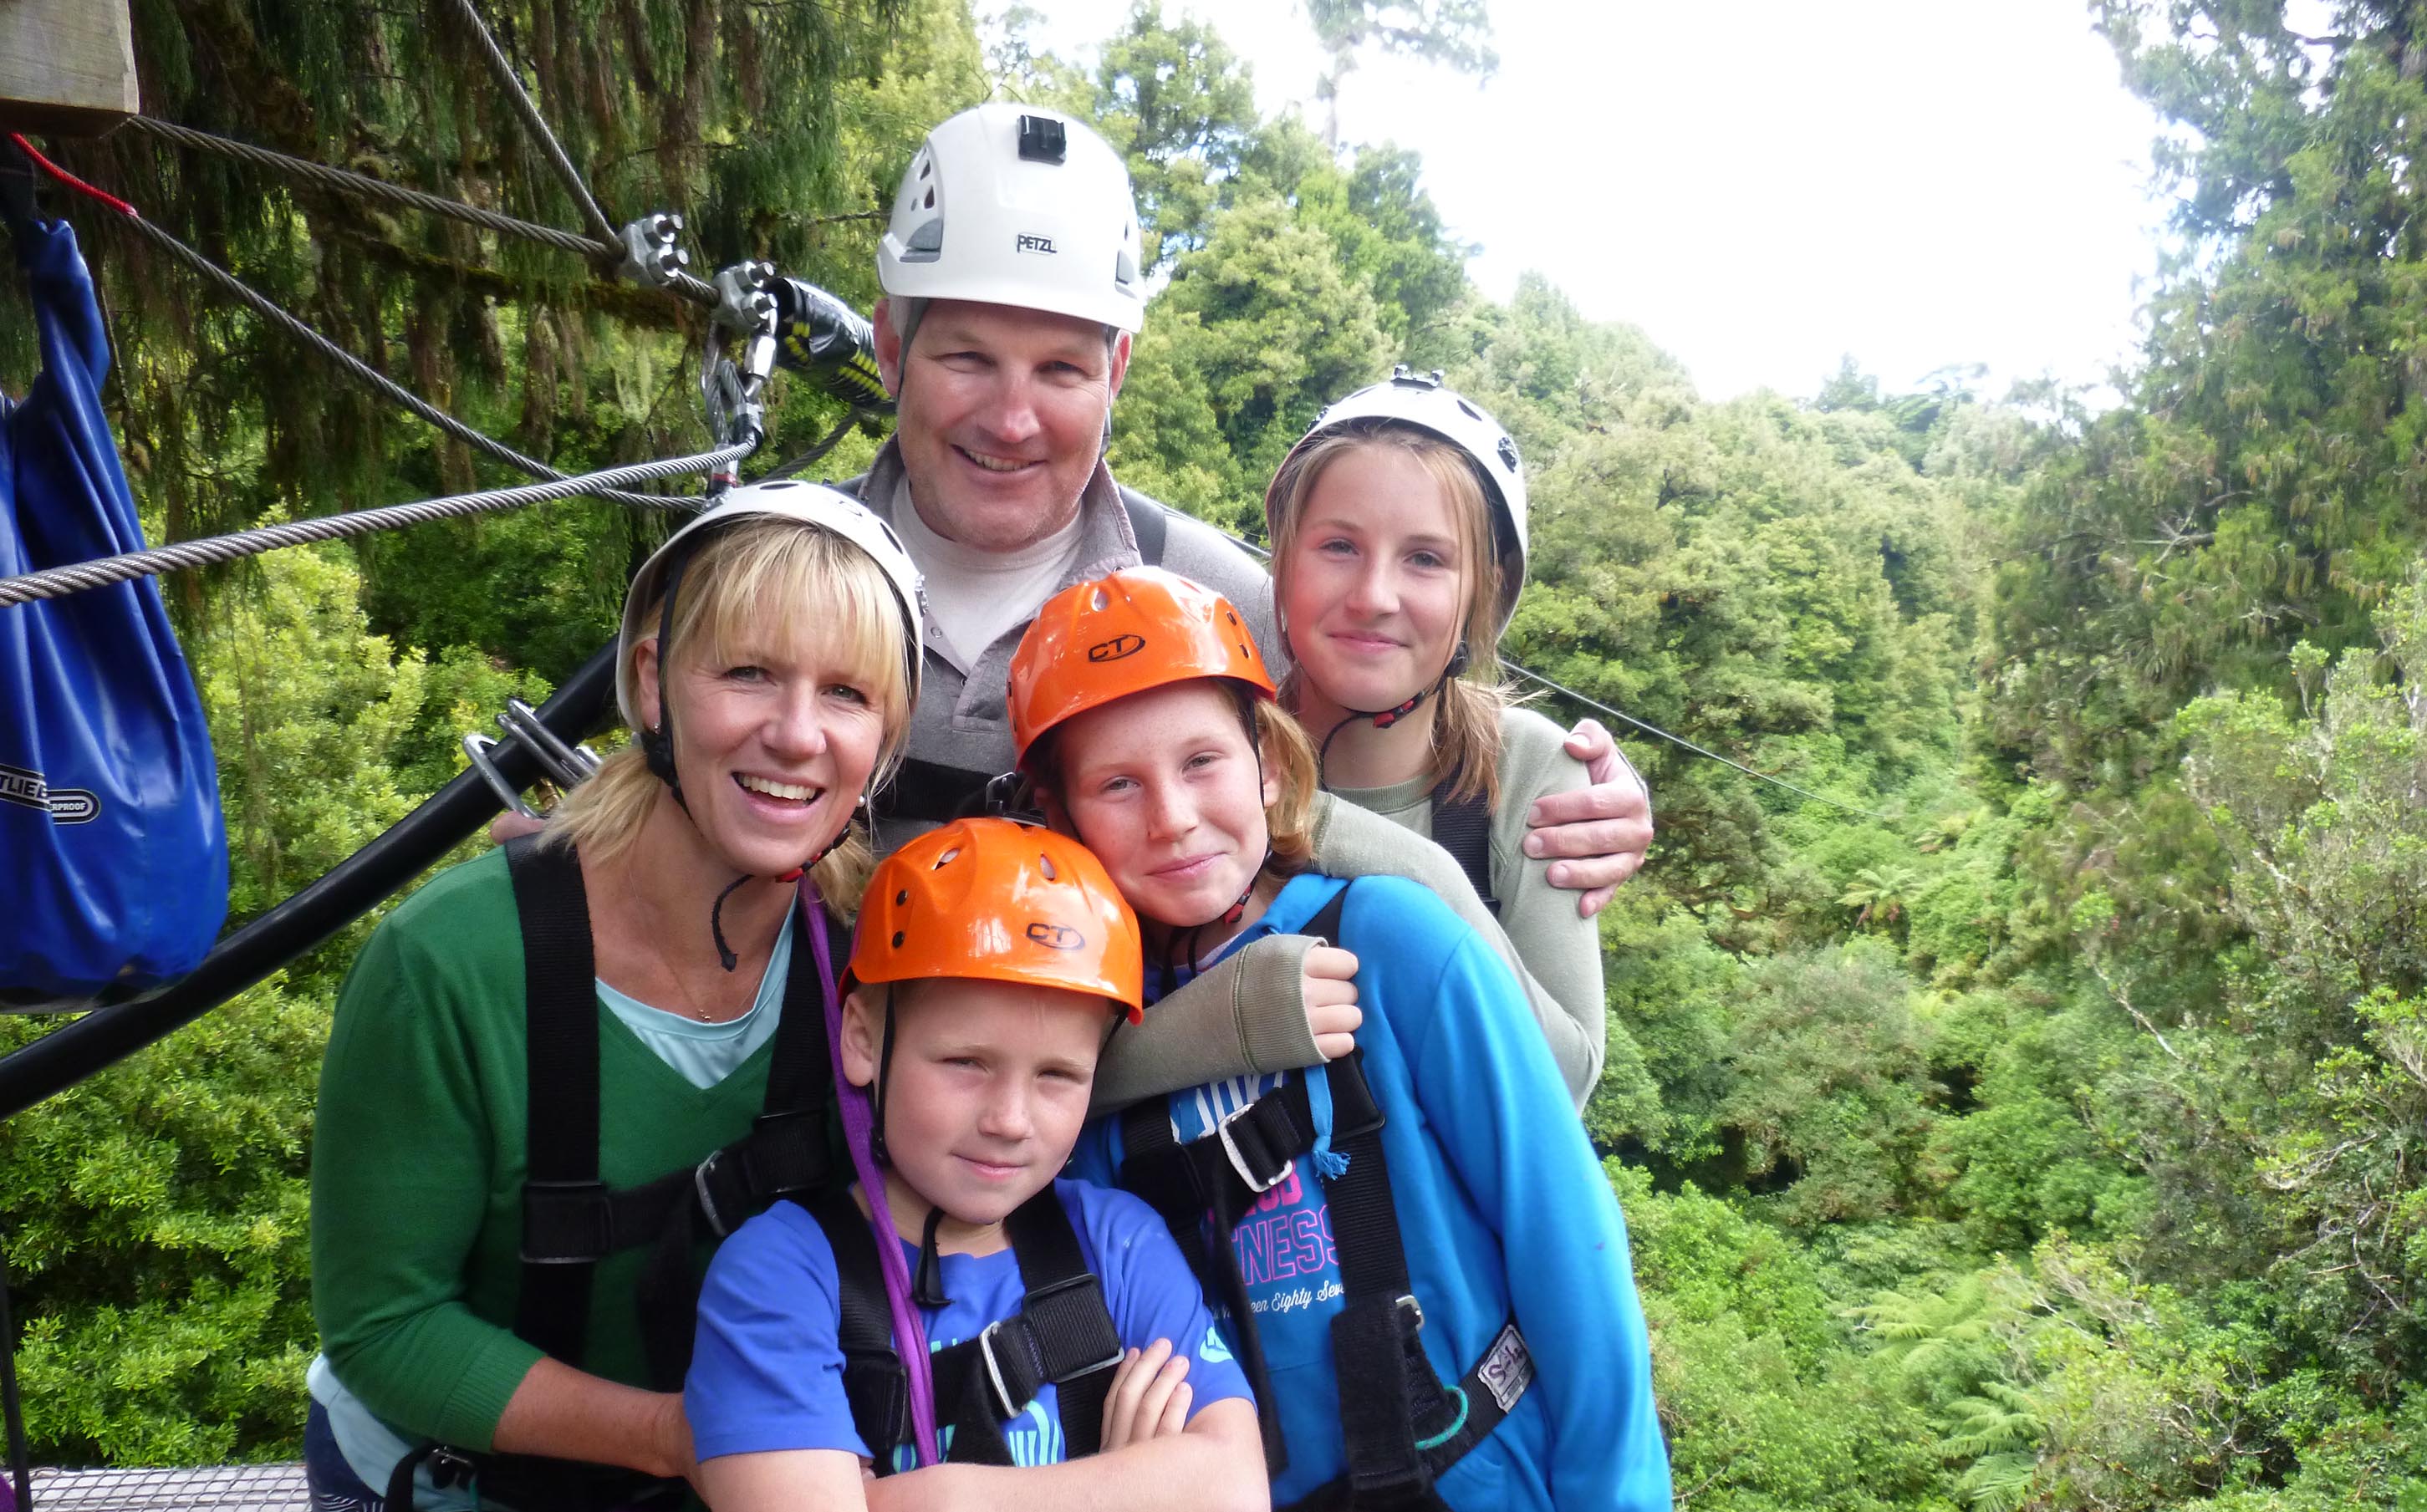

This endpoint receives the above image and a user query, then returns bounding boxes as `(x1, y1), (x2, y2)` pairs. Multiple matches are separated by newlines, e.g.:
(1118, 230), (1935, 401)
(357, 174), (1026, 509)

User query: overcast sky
(1008, 0), (2173, 404)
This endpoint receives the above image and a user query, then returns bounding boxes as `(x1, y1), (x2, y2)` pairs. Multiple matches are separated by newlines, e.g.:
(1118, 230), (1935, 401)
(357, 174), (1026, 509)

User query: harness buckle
(976, 1319), (1024, 1421)
(1216, 1102), (1292, 1194)
(694, 1152), (735, 1239)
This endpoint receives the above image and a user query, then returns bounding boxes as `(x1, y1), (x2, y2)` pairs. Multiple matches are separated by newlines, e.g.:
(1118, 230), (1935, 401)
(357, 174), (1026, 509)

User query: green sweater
(310, 848), (779, 1449)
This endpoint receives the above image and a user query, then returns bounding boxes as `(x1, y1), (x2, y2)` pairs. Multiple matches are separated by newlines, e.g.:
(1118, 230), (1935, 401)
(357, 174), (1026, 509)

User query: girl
(1008, 568), (1668, 1511)
(1265, 369), (1613, 1103)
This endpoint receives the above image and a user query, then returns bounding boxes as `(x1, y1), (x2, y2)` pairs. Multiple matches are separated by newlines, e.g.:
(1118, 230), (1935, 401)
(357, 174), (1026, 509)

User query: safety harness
(1117, 885), (1532, 1509)
(1426, 770), (1498, 919)
(806, 1184), (1126, 1472)
(383, 836), (846, 1512)
(873, 490), (1168, 827)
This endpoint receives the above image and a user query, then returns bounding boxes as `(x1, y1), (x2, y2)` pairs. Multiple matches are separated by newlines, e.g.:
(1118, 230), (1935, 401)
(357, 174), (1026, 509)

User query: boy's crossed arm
(696, 1344), (1267, 1512)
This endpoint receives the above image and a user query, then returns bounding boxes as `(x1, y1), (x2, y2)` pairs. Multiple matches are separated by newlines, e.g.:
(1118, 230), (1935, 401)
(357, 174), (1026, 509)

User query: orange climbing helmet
(1008, 567), (1277, 771)
(851, 817), (1145, 1021)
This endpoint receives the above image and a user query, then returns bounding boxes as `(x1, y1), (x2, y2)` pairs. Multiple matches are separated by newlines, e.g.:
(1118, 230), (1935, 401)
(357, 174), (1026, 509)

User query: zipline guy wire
(1498, 659), (1894, 822)
(126, 116), (613, 263)
(9, 135), (681, 510)
(0, 443), (747, 608)
(1134, 497), (1892, 821)
(446, 0), (620, 252)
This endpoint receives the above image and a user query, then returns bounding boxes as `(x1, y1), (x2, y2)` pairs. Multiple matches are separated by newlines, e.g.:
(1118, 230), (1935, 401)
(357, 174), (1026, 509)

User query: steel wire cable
(1496, 659), (1894, 822)
(13, 135), (681, 504)
(117, 212), (683, 507)
(446, 0), (620, 251)
(0, 444), (742, 608)
(125, 116), (614, 262)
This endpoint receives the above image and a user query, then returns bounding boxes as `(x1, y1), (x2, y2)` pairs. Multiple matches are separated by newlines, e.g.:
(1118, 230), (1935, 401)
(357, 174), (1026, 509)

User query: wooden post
(0, 0), (140, 136)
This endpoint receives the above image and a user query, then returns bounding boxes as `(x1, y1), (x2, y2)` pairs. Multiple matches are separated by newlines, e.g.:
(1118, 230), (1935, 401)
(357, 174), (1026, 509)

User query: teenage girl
(1265, 369), (1617, 1100)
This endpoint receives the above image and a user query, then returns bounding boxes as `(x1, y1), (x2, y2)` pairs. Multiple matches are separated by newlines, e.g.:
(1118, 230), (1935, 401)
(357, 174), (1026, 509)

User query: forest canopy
(3, 1), (2426, 1505)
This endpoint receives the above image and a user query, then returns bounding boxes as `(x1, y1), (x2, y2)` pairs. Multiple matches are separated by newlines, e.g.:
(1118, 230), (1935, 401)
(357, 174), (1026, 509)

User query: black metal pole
(0, 640), (617, 1123)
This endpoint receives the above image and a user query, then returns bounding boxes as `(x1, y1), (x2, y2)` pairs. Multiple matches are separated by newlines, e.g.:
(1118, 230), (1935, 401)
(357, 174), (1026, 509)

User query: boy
(686, 818), (1267, 1511)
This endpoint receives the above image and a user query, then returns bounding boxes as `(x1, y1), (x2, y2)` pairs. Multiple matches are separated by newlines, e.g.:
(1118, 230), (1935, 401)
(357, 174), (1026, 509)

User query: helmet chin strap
(1314, 639), (1470, 793)
(706, 814), (852, 972)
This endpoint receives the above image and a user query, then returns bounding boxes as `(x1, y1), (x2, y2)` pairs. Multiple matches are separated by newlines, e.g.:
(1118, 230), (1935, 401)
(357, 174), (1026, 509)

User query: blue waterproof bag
(2, 215), (227, 1000)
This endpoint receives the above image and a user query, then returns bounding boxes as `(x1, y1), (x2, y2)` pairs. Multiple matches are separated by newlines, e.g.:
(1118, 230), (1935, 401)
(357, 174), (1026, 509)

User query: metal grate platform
(14, 1462), (307, 1510)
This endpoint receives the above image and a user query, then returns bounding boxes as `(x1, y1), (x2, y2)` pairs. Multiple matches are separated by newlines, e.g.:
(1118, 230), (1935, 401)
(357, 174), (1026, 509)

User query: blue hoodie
(1066, 873), (1670, 1511)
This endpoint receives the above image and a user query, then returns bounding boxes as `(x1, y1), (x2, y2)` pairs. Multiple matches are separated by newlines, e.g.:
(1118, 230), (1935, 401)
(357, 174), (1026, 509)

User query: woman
(1011, 568), (1669, 1510)
(304, 480), (922, 1511)
(1264, 368), (1608, 1103)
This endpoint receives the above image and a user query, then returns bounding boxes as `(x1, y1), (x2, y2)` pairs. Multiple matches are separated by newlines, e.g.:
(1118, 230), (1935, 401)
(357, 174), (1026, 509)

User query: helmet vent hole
(891, 930), (905, 948)
(1091, 588), (1109, 610)
(894, 889), (908, 906)
(1457, 400), (1482, 420)
(934, 846), (961, 868)
(922, 187), (935, 210)
(1038, 853), (1058, 881)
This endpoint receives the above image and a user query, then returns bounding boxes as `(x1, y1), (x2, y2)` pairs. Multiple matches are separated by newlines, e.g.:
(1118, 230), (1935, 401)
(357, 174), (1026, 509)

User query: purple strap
(800, 880), (941, 1466)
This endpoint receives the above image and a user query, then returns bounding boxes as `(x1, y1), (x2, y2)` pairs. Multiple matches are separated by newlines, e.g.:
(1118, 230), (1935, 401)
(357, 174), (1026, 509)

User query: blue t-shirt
(686, 1179), (1253, 1469)
(1067, 873), (1671, 1512)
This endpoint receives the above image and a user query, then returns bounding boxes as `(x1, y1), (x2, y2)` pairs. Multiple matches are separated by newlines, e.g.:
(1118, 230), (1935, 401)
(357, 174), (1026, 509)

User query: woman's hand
(1303, 944), (1362, 1061)
(1099, 1341), (1195, 1451)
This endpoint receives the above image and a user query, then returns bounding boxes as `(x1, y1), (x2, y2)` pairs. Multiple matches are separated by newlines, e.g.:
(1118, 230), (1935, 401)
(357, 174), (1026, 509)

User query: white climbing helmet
(1272, 368), (1532, 636)
(616, 480), (925, 735)
(878, 103), (1147, 334)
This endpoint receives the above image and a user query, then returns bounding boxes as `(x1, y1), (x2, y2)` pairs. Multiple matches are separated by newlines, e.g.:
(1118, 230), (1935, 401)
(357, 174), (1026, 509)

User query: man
(837, 102), (1653, 915)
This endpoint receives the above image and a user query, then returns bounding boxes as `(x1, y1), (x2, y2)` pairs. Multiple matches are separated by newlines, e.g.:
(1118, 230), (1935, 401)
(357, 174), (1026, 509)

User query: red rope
(6, 134), (139, 218)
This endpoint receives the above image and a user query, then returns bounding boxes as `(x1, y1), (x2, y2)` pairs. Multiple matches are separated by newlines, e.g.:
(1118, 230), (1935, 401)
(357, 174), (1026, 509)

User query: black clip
(1017, 115), (1068, 165)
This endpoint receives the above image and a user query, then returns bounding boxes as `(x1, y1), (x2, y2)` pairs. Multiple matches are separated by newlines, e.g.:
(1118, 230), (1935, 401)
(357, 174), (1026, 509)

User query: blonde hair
(544, 517), (915, 908)
(1266, 425), (1513, 807)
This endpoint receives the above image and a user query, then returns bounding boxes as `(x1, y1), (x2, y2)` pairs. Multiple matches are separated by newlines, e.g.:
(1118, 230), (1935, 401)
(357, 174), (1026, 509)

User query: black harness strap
(1426, 769), (1498, 918)
(873, 756), (1000, 827)
(508, 837), (604, 1368)
(1120, 486), (1169, 568)
(810, 1187), (1124, 1472)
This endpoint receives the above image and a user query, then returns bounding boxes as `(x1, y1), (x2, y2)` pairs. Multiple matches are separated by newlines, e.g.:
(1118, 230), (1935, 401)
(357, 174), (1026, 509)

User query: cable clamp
(711, 260), (778, 335)
(617, 211), (691, 287)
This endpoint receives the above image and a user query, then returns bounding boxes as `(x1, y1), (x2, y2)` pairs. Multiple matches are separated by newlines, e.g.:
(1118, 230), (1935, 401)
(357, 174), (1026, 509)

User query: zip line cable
(437, 0), (722, 309)
(125, 116), (622, 267)
(10, 135), (680, 510)
(0, 443), (749, 608)
(446, 0), (620, 253)
(1497, 659), (1895, 822)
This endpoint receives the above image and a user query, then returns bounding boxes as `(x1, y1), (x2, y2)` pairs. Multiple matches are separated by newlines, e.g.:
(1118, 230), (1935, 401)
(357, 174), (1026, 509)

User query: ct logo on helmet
(1026, 922), (1086, 950)
(1088, 634), (1146, 663)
